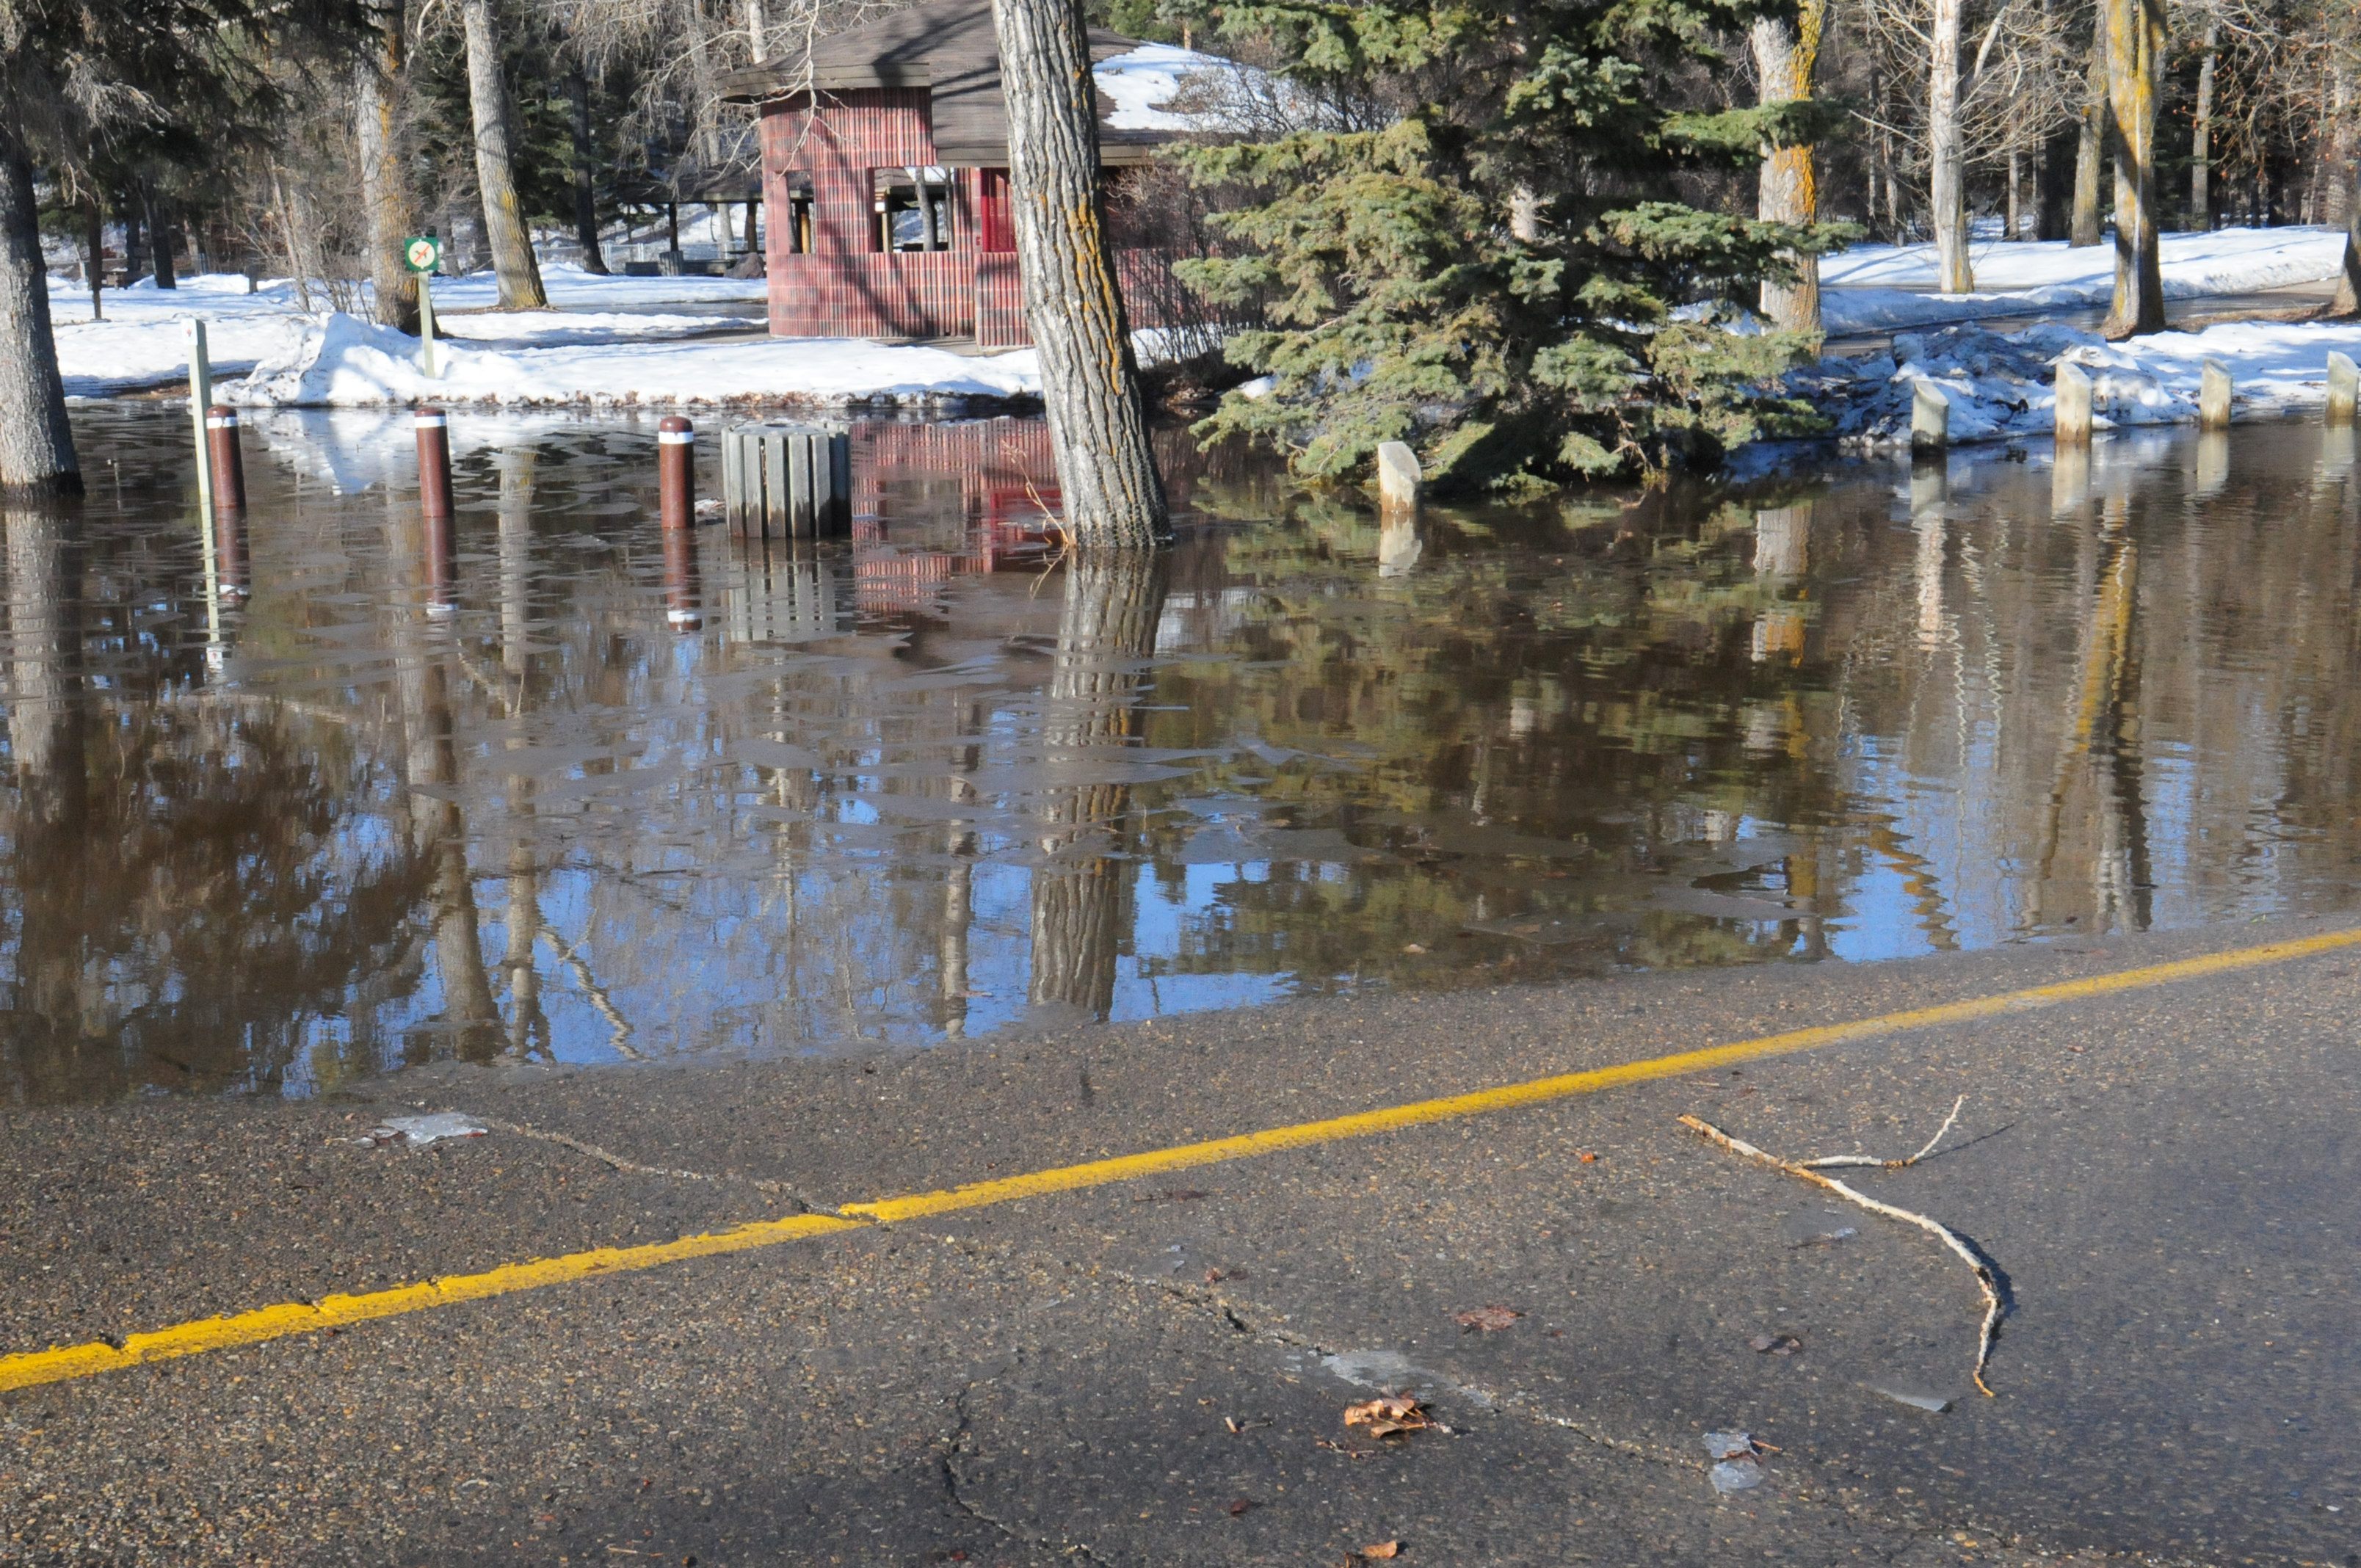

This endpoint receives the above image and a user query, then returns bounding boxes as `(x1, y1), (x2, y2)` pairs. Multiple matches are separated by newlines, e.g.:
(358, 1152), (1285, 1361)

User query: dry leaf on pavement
(1342, 1395), (1432, 1437)
(1451, 1305), (1523, 1332)
(1360, 1544), (1402, 1560)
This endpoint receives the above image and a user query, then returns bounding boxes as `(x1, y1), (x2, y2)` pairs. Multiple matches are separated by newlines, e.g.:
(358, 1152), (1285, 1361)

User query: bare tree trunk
(2033, 131), (2056, 236)
(2070, 29), (2109, 247)
(2006, 148), (2023, 239)
(272, 164), (324, 313)
(462, 0), (548, 310)
(1751, 4), (1824, 335)
(2334, 139), (2361, 313)
(746, 0), (768, 60)
(2191, 22), (2218, 230)
(143, 185), (178, 290)
(0, 137), (80, 497)
(567, 68), (606, 273)
(2326, 67), (2357, 230)
(357, 35), (421, 334)
(1866, 62), (1888, 236)
(990, 0), (1168, 547)
(121, 200), (145, 286)
(1929, 0), (1971, 291)
(83, 200), (104, 322)
(2100, 0), (2166, 336)
(685, 4), (722, 171)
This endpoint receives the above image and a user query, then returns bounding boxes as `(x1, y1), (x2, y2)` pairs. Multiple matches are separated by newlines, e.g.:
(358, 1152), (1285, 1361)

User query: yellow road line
(5, 924), (2356, 1396)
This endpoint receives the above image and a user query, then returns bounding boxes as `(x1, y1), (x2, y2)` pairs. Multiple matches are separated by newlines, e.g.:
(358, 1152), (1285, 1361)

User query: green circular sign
(402, 236), (442, 273)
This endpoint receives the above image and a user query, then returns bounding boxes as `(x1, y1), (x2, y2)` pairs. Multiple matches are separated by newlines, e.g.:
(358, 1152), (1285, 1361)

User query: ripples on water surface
(6, 407), (2357, 1102)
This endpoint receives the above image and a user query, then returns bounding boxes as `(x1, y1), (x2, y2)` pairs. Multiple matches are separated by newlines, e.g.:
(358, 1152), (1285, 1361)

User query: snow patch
(1806, 317), (2361, 449)
(1820, 227), (2346, 335)
(1095, 43), (1248, 131)
(222, 310), (1051, 408)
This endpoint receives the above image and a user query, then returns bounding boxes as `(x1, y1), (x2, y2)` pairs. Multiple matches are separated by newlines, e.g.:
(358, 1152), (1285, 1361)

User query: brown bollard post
(662, 525), (702, 629)
(659, 415), (695, 531)
(216, 501), (250, 600)
(416, 407), (454, 520)
(205, 407), (247, 516)
(415, 408), (457, 616)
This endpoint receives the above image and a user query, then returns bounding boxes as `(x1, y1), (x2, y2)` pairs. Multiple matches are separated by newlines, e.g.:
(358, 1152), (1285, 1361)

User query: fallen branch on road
(1801, 1095), (1965, 1170)
(1678, 1102), (2005, 1397)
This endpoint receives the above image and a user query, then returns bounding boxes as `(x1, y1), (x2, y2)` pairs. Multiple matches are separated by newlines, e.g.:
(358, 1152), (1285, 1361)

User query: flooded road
(6, 407), (2358, 1102)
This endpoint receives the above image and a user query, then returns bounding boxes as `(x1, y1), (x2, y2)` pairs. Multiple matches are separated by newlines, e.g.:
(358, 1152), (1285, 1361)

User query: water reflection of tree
(381, 494), (500, 1064)
(1029, 550), (1167, 1018)
(1136, 491), (1832, 991)
(0, 503), (432, 1103)
(1810, 432), (2361, 943)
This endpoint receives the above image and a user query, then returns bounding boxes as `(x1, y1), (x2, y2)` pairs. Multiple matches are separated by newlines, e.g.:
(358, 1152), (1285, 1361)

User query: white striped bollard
(415, 408), (456, 616)
(659, 415), (695, 531)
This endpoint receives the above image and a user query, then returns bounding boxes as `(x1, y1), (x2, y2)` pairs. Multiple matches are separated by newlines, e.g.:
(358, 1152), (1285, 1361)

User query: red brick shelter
(720, 0), (1197, 349)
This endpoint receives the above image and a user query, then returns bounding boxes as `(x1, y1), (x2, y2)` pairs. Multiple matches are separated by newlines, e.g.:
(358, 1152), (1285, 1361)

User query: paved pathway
(6, 918), (2356, 1564)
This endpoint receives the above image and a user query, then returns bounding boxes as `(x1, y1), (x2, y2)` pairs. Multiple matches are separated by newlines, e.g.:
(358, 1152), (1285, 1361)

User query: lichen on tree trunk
(2100, 0), (2166, 338)
(2191, 26), (2217, 231)
(989, 0), (1168, 548)
(1928, 0), (1971, 294)
(2070, 30), (2108, 250)
(0, 135), (81, 497)
(463, 0), (548, 311)
(356, 32), (421, 335)
(1750, 4), (1823, 336)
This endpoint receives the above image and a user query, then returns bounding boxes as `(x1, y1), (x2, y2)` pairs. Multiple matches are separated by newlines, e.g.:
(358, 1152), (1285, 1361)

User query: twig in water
(1678, 1103), (2005, 1397)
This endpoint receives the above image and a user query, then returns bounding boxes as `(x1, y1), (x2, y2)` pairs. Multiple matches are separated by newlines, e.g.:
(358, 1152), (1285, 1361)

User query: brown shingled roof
(718, 0), (1171, 166)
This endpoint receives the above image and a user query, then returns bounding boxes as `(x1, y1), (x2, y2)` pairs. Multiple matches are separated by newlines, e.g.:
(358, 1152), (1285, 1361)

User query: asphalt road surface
(5, 917), (2358, 1565)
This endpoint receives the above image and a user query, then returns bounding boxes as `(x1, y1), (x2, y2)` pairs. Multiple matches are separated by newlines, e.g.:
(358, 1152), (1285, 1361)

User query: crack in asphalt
(937, 1371), (1106, 1564)
(1110, 1270), (2157, 1568)
(482, 1117), (848, 1218)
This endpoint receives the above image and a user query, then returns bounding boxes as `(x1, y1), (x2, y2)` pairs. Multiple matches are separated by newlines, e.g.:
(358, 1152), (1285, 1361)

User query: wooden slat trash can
(721, 421), (852, 538)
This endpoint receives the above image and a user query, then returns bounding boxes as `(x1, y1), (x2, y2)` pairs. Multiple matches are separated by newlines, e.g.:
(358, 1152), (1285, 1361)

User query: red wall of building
(759, 90), (1173, 350)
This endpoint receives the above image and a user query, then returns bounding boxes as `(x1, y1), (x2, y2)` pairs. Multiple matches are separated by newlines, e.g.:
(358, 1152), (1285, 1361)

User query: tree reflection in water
(11, 411), (2361, 1103)
(0, 500), (429, 1103)
(1028, 549), (1167, 1020)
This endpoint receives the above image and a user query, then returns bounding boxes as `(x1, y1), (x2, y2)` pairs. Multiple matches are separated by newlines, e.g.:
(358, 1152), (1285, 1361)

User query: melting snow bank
(1818, 226), (2345, 335)
(224, 311), (1048, 409)
(1802, 318), (2361, 449)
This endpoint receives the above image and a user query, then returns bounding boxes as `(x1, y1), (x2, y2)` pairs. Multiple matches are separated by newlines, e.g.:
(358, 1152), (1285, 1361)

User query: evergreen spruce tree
(1175, 0), (1848, 487)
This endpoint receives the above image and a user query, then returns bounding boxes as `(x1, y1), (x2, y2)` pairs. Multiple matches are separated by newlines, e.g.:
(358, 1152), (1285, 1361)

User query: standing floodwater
(4, 407), (2357, 1103)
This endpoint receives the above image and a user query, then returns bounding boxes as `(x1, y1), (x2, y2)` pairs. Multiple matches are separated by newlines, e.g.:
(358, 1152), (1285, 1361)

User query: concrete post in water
(663, 526), (702, 629)
(1375, 441), (1421, 510)
(2195, 429), (2230, 498)
(1910, 382), (1948, 454)
(2199, 358), (2233, 429)
(2329, 352), (2359, 424)
(2054, 360), (2095, 446)
(185, 319), (214, 517)
(659, 415), (695, 531)
(205, 407), (247, 517)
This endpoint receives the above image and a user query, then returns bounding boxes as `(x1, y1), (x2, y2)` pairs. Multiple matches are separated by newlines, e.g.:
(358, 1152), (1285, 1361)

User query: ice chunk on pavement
(365, 1113), (489, 1147)
(1704, 1430), (1767, 1493)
